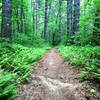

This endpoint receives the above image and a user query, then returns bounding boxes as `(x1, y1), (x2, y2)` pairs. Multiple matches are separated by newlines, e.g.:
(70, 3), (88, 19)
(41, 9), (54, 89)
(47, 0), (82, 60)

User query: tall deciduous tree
(44, 0), (48, 41)
(67, 0), (73, 35)
(35, 0), (38, 34)
(1, 0), (12, 39)
(31, 0), (35, 34)
(58, 0), (62, 35)
(20, 0), (24, 33)
(15, 8), (20, 32)
(73, 0), (80, 34)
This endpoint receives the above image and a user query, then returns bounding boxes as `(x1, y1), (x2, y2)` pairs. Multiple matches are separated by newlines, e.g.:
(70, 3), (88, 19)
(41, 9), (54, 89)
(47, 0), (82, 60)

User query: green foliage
(13, 32), (50, 47)
(0, 39), (49, 99)
(74, 0), (100, 46)
(0, 69), (17, 100)
(0, 0), (100, 98)
(1, 0), (99, 46)
(58, 45), (100, 80)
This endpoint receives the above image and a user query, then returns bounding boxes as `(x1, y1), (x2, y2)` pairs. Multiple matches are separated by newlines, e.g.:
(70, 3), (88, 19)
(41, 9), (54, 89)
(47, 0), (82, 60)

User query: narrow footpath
(16, 49), (100, 100)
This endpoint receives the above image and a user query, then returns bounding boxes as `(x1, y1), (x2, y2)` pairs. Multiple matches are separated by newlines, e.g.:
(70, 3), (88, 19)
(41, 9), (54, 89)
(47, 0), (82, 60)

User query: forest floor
(16, 49), (100, 100)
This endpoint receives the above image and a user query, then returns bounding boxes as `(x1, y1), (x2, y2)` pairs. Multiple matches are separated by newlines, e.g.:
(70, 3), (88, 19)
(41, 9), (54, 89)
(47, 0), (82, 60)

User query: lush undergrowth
(0, 40), (50, 100)
(58, 45), (100, 80)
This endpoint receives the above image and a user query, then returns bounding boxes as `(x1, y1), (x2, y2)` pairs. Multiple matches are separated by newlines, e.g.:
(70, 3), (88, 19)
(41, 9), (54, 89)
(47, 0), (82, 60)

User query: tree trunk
(15, 8), (20, 32)
(44, 0), (48, 41)
(31, 0), (35, 34)
(73, 0), (80, 34)
(67, 0), (73, 35)
(20, 0), (24, 33)
(35, 0), (38, 34)
(1, 0), (12, 39)
(59, 0), (62, 34)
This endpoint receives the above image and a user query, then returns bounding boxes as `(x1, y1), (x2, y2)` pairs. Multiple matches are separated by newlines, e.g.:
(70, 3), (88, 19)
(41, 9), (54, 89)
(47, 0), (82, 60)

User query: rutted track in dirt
(16, 49), (100, 100)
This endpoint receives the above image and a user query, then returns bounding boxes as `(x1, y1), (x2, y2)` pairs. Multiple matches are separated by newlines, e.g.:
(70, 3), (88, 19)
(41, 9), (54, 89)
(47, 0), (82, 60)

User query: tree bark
(59, 0), (62, 34)
(67, 0), (73, 35)
(20, 0), (24, 33)
(44, 0), (48, 41)
(35, 0), (38, 34)
(73, 0), (80, 34)
(31, 0), (35, 34)
(1, 0), (12, 39)
(15, 8), (20, 32)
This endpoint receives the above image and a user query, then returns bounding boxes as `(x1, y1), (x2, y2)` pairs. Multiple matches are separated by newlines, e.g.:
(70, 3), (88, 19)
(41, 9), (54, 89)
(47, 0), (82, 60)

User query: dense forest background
(0, 0), (99, 46)
(0, 0), (100, 99)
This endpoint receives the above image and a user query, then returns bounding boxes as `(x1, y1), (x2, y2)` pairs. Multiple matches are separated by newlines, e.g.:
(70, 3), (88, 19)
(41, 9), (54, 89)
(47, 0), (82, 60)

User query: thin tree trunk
(32, 0), (39, 36)
(44, 0), (48, 41)
(35, 0), (38, 34)
(67, 0), (73, 35)
(59, 0), (62, 34)
(31, 0), (35, 34)
(48, 1), (52, 44)
(16, 8), (20, 32)
(20, 0), (24, 33)
(73, 0), (80, 34)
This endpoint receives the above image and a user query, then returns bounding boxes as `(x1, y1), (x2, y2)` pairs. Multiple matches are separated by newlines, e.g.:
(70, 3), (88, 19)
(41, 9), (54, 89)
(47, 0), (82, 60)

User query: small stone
(44, 68), (48, 70)
(60, 75), (64, 79)
(90, 89), (96, 93)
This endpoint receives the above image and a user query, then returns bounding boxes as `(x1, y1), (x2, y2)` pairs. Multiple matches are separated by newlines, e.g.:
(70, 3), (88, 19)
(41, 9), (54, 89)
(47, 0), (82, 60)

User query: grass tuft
(58, 45), (100, 80)
(0, 40), (50, 99)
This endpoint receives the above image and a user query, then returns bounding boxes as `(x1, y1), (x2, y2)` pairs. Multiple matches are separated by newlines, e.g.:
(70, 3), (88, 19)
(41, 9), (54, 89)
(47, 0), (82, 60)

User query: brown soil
(16, 49), (100, 100)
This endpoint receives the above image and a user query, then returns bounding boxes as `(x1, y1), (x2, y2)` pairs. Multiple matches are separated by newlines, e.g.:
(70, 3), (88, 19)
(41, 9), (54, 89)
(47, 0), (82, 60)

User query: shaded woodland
(0, 0), (100, 99)
(0, 0), (99, 45)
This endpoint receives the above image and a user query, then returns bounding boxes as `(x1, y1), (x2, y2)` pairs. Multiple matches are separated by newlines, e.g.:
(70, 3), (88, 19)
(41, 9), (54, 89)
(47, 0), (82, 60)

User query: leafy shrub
(58, 45), (100, 80)
(13, 33), (50, 47)
(0, 40), (50, 99)
(0, 69), (18, 100)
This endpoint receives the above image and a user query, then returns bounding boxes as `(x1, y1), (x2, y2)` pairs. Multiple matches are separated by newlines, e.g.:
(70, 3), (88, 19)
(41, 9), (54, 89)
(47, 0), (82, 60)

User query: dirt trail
(16, 49), (100, 100)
